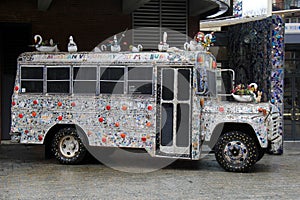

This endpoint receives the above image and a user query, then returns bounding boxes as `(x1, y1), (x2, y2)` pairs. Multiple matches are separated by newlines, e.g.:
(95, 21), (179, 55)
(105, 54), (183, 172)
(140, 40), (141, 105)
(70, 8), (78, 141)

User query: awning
(201, 9), (300, 31)
(200, 15), (269, 31)
(206, 0), (229, 19)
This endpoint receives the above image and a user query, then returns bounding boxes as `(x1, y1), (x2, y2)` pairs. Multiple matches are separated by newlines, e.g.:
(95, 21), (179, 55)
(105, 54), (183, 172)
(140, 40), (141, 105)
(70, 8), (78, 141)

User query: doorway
(156, 67), (192, 156)
(284, 72), (300, 140)
(0, 23), (31, 140)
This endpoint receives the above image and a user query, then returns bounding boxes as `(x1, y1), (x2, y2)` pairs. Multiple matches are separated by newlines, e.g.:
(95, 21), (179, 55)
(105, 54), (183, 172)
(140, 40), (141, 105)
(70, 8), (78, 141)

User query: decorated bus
(10, 50), (281, 172)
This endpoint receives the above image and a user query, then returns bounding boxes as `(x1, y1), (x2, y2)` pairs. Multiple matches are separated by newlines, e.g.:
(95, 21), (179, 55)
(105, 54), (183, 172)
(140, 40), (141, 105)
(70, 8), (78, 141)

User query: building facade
(273, 0), (300, 140)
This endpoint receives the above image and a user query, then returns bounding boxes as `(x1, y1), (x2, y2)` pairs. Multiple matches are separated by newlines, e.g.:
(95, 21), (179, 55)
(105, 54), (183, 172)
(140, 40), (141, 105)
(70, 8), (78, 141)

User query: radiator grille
(268, 112), (281, 141)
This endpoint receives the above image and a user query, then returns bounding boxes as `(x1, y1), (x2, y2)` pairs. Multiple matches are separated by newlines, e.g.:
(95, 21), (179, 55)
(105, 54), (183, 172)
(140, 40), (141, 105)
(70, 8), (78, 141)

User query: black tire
(215, 131), (258, 172)
(52, 127), (87, 164)
(256, 147), (266, 162)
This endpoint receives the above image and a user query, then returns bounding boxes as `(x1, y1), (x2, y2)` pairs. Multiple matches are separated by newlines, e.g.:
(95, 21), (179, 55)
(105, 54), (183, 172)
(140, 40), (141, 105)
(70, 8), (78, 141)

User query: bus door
(157, 67), (192, 156)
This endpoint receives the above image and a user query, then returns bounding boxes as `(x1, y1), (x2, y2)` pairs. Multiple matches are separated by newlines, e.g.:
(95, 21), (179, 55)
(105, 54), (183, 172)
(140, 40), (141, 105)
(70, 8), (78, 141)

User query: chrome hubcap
(224, 141), (248, 165)
(59, 135), (79, 158)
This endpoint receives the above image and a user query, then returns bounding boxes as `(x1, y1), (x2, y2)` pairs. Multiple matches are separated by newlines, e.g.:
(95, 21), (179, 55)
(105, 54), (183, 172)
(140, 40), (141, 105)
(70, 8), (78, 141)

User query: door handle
(295, 110), (300, 121)
(283, 113), (292, 117)
(290, 108), (300, 121)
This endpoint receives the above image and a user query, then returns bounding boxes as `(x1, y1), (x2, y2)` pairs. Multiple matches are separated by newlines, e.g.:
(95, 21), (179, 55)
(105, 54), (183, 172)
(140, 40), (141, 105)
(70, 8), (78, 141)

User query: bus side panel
(84, 95), (156, 153)
(11, 94), (157, 155)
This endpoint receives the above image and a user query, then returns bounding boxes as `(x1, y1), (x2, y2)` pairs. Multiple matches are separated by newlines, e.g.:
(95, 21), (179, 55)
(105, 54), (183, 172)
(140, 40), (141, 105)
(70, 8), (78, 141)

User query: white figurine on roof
(34, 35), (59, 52)
(129, 44), (143, 52)
(158, 32), (169, 52)
(184, 32), (205, 51)
(111, 35), (121, 52)
(68, 36), (78, 53)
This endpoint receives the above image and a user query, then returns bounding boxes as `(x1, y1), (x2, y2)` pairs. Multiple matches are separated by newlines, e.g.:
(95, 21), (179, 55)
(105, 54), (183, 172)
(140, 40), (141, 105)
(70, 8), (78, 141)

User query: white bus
(10, 51), (280, 172)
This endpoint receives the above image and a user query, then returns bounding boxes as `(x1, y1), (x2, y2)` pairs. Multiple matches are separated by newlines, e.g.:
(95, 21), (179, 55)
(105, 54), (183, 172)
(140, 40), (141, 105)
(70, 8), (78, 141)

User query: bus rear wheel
(214, 131), (258, 172)
(52, 127), (87, 164)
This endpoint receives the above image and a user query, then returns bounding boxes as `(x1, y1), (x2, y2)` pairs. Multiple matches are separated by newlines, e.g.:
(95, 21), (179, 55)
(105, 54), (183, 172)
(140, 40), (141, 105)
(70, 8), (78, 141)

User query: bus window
(73, 66), (97, 94)
(162, 69), (174, 100)
(128, 67), (153, 94)
(47, 66), (70, 93)
(100, 67), (124, 94)
(177, 69), (191, 100)
(196, 68), (208, 95)
(206, 69), (217, 97)
(20, 65), (43, 93)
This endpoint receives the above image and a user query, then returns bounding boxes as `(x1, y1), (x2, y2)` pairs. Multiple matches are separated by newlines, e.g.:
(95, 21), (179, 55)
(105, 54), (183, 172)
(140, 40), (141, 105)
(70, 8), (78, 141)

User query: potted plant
(231, 83), (257, 102)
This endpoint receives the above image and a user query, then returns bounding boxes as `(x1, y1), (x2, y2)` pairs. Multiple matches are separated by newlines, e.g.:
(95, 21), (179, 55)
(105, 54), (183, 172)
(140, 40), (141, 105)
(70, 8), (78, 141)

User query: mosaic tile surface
(11, 50), (281, 159)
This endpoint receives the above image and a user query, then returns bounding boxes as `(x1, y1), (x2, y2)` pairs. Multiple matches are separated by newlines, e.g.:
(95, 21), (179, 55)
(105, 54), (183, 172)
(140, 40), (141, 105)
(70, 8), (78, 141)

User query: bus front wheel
(214, 131), (258, 172)
(52, 127), (87, 164)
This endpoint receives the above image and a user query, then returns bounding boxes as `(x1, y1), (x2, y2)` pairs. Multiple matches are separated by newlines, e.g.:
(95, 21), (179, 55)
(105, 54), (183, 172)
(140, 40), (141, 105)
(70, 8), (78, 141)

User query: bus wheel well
(44, 124), (77, 159)
(208, 123), (261, 151)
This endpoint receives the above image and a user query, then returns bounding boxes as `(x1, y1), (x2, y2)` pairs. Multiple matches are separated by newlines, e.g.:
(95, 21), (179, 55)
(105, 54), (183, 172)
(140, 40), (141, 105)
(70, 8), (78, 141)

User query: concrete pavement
(0, 141), (299, 199)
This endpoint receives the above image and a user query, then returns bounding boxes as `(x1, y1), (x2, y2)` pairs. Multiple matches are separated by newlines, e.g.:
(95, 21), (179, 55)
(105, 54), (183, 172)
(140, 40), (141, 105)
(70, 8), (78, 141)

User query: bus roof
(18, 51), (214, 65)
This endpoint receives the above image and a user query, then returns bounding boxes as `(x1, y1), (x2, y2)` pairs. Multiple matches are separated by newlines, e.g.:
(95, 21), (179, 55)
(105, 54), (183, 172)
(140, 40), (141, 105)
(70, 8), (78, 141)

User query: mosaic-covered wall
(227, 17), (272, 103)
(233, 0), (243, 17)
(269, 15), (284, 154)
(227, 15), (284, 154)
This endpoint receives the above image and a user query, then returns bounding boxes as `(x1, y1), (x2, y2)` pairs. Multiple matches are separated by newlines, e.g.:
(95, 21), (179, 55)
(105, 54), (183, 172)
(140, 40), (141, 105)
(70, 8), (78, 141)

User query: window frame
(46, 65), (71, 94)
(18, 64), (154, 96)
(127, 66), (153, 95)
(20, 65), (44, 94)
(72, 65), (98, 95)
(99, 66), (126, 95)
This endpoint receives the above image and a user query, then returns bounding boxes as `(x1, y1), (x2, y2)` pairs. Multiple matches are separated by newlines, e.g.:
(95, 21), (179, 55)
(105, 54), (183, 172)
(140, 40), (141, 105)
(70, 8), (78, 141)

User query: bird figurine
(158, 32), (169, 52)
(110, 35), (121, 52)
(49, 39), (54, 46)
(129, 44), (143, 52)
(34, 34), (59, 52)
(100, 44), (107, 51)
(68, 36), (77, 53)
(93, 46), (102, 52)
(162, 32), (169, 51)
(248, 83), (258, 93)
(34, 35), (43, 48)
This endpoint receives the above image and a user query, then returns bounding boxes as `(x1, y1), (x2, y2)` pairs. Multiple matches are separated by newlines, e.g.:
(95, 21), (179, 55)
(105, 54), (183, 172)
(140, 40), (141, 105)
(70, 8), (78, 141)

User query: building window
(285, 18), (290, 23)
(132, 0), (188, 49)
(290, 0), (300, 8)
(291, 17), (297, 23)
(285, 51), (300, 72)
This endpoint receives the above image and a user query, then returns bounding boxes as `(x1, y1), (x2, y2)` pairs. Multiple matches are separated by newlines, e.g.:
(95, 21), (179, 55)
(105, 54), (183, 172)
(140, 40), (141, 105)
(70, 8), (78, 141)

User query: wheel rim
(59, 135), (79, 158)
(223, 141), (248, 165)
